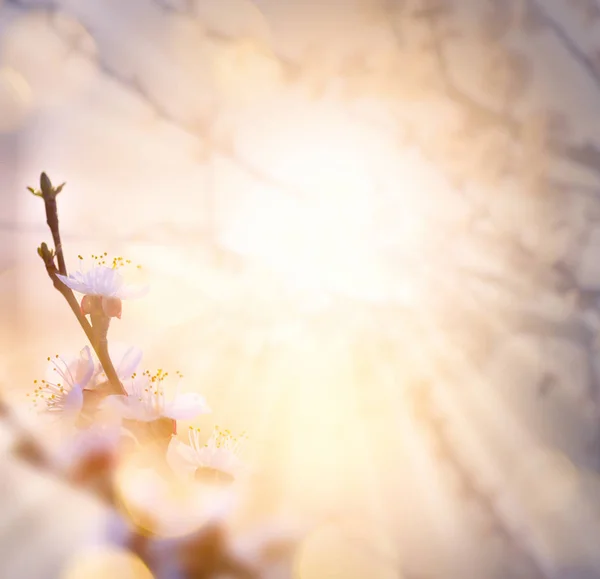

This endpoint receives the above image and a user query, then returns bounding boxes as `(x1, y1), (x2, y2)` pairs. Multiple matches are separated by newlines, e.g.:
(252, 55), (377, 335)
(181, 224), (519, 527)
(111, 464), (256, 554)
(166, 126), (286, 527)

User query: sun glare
(4, 4), (575, 576)
(219, 101), (457, 307)
(96, 92), (514, 540)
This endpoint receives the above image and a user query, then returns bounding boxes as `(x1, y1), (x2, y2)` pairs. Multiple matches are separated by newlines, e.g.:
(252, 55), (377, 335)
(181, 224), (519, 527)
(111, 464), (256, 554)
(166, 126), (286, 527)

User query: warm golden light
(294, 522), (398, 579)
(3, 1), (595, 576)
(513, 450), (580, 516)
(61, 546), (153, 579)
(220, 102), (456, 306)
(100, 85), (519, 538)
(213, 39), (282, 106)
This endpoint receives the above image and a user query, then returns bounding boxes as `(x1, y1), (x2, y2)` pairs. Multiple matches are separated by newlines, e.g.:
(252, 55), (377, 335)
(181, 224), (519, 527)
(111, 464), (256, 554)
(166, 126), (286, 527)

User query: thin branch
(411, 382), (552, 579)
(34, 173), (126, 396)
(36, 241), (125, 395)
(40, 172), (67, 275)
(528, 0), (600, 93)
(16, 0), (595, 331)
(9, 0), (600, 182)
(414, 1), (600, 179)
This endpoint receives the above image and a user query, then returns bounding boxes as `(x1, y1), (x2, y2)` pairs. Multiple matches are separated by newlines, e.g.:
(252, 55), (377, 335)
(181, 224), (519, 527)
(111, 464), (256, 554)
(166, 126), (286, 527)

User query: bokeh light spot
(1, 11), (96, 106)
(0, 67), (32, 132)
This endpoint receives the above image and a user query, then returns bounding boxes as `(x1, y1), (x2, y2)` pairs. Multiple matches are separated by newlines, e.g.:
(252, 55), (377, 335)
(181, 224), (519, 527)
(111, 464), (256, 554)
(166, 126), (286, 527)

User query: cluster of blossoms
(21, 174), (295, 579)
(30, 252), (247, 487)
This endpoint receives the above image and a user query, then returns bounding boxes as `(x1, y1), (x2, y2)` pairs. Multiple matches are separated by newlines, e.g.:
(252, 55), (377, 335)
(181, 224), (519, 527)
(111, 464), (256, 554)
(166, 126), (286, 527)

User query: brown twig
(34, 173), (126, 396)
(36, 243), (125, 394)
(40, 172), (67, 276)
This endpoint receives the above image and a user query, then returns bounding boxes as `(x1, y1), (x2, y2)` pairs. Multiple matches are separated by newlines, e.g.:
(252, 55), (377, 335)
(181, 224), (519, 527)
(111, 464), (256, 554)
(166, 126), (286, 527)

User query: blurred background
(2, 0), (600, 577)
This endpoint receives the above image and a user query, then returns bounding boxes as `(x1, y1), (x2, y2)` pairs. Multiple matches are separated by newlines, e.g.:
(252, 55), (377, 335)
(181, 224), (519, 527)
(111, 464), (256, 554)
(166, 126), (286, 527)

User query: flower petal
(92, 267), (123, 296)
(110, 344), (143, 380)
(62, 385), (84, 414)
(74, 346), (94, 387)
(166, 437), (200, 476)
(164, 393), (211, 420)
(121, 376), (148, 397)
(197, 446), (243, 477)
(45, 347), (93, 390)
(103, 395), (154, 422)
(56, 273), (91, 294)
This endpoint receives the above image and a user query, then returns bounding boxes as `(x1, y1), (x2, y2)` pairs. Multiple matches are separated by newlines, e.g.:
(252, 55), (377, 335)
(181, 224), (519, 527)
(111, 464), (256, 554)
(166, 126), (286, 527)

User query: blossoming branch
(9, 172), (295, 578)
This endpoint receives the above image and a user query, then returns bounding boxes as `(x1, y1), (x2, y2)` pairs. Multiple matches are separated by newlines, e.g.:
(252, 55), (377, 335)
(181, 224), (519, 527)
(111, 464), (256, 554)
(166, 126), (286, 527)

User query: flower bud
(40, 172), (53, 196)
(38, 173), (65, 198)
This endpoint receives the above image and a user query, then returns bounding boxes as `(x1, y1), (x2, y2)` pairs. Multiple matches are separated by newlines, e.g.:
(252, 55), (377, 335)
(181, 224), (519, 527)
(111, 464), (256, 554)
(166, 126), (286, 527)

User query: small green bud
(37, 242), (55, 261)
(36, 173), (66, 199)
(40, 172), (53, 196)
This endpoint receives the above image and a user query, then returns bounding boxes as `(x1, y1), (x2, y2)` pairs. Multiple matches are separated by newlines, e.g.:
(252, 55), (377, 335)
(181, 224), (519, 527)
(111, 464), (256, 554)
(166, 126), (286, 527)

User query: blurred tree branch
(410, 381), (552, 579)
(5, 0), (600, 575)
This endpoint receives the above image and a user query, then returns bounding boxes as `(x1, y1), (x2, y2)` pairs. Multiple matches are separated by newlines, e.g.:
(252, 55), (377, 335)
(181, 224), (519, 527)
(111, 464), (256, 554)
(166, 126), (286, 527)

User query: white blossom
(167, 425), (246, 482)
(30, 346), (94, 419)
(104, 369), (211, 422)
(56, 266), (147, 300)
(56, 254), (148, 300)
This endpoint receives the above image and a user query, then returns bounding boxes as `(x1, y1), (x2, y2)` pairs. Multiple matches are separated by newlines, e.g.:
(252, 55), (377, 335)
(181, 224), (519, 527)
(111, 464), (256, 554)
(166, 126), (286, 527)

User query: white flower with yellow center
(167, 425), (247, 483)
(105, 369), (211, 422)
(29, 346), (94, 418)
(56, 253), (148, 318)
